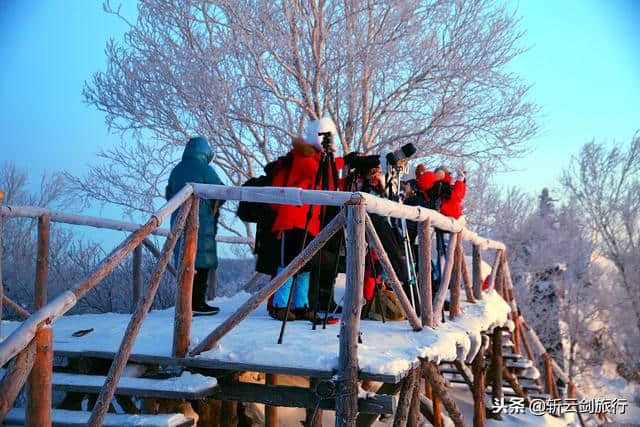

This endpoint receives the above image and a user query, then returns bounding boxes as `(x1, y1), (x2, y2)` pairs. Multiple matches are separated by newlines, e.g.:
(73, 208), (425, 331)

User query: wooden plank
(356, 382), (403, 427)
(418, 219), (434, 328)
(189, 211), (345, 357)
(0, 340), (36, 423)
(364, 214), (422, 331)
(337, 203), (367, 427)
(50, 372), (217, 399)
(4, 408), (194, 427)
(87, 199), (192, 427)
(26, 325), (53, 427)
(210, 381), (395, 415)
(173, 196), (199, 357)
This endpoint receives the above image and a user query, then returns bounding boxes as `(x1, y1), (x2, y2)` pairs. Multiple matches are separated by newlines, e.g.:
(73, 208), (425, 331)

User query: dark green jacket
(166, 137), (224, 269)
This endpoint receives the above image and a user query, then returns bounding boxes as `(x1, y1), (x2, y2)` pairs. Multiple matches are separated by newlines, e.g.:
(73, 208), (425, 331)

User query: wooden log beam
(26, 325), (53, 427)
(364, 214), (422, 331)
(433, 232), (460, 324)
(422, 361), (465, 427)
(449, 237), (463, 319)
(471, 336), (486, 427)
(132, 245), (143, 309)
(0, 186), (193, 367)
(173, 195), (199, 357)
(189, 210), (345, 356)
(502, 366), (530, 405)
(408, 375), (421, 427)
(453, 360), (474, 391)
(418, 219), (434, 328)
(87, 199), (192, 427)
(2, 295), (30, 319)
(0, 340), (36, 423)
(336, 203), (367, 427)
(460, 245), (475, 303)
(472, 244), (483, 300)
(392, 367), (418, 427)
(141, 238), (177, 276)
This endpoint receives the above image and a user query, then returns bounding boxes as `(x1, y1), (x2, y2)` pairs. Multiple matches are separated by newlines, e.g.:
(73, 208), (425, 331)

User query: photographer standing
(416, 165), (466, 219)
(166, 136), (224, 316)
(268, 118), (343, 322)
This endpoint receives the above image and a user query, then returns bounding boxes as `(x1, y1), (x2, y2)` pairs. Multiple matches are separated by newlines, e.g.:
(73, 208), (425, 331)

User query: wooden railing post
(132, 244), (143, 310)
(173, 195), (199, 357)
(35, 214), (50, 309)
(449, 237), (462, 319)
(433, 232), (460, 323)
(418, 219), (434, 328)
(336, 202), (366, 427)
(491, 328), (504, 403)
(26, 325), (52, 427)
(471, 244), (483, 300)
(88, 198), (192, 427)
(265, 374), (279, 427)
(471, 335), (486, 427)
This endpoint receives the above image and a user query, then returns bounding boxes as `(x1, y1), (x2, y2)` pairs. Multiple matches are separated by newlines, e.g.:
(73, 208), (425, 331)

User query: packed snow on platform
(1, 283), (510, 377)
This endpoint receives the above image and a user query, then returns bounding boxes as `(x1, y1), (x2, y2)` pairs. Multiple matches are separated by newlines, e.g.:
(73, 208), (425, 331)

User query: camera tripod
(277, 133), (341, 343)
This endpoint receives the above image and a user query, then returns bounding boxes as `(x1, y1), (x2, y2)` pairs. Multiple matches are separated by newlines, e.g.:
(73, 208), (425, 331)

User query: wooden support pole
(0, 340), (36, 423)
(543, 353), (559, 399)
(418, 219), (434, 328)
(453, 360), (474, 391)
(336, 203), (367, 427)
(449, 237), (462, 320)
(265, 374), (278, 427)
(132, 244), (143, 310)
(35, 214), (50, 310)
(173, 195), (199, 358)
(305, 377), (323, 427)
(471, 336), (486, 427)
(189, 211), (345, 356)
(460, 245), (475, 303)
(493, 253), (506, 296)
(408, 376), (421, 427)
(392, 368), (418, 427)
(502, 366), (530, 405)
(433, 394), (443, 427)
(2, 295), (30, 319)
(433, 232), (460, 324)
(364, 214), (422, 331)
(26, 325), (53, 427)
(472, 244), (483, 300)
(422, 361), (465, 427)
(88, 199), (192, 427)
(491, 328), (504, 403)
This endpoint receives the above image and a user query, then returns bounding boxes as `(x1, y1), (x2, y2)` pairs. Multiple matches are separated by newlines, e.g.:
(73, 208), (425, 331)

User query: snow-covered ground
(2, 279), (510, 377)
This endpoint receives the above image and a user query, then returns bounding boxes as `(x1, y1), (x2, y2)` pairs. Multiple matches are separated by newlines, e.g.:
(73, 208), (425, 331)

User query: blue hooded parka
(166, 137), (224, 269)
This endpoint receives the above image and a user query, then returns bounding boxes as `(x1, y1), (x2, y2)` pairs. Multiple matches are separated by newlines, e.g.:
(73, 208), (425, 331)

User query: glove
(456, 170), (466, 182)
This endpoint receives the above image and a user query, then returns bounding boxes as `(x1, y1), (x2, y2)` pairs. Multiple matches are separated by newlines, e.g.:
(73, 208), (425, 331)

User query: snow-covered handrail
(0, 205), (252, 245)
(192, 183), (505, 250)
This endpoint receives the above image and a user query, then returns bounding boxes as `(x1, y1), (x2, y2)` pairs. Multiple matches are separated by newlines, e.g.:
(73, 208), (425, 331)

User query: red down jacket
(417, 171), (466, 219)
(271, 139), (344, 237)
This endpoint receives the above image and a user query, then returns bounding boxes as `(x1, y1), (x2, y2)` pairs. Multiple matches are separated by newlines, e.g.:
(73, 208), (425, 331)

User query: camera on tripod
(318, 131), (334, 151)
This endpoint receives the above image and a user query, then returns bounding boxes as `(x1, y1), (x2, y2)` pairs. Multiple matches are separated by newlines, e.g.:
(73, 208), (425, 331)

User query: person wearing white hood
(267, 117), (344, 321)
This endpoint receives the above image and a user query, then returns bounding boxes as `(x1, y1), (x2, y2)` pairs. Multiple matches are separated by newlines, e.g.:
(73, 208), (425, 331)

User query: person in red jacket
(269, 118), (343, 321)
(416, 165), (466, 219)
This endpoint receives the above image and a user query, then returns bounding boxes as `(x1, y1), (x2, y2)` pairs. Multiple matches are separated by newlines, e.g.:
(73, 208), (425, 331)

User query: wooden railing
(0, 185), (600, 426)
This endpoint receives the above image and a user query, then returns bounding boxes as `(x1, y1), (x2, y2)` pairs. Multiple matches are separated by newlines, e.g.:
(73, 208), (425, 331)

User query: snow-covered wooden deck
(2, 287), (511, 384)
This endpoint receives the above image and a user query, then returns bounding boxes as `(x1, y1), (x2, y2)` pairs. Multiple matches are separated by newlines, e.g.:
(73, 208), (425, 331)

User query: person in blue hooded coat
(166, 136), (224, 315)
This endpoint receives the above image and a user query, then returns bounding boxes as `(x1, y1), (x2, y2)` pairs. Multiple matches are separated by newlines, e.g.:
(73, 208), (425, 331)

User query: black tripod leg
(322, 229), (344, 329)
(277, 274), (298, 344)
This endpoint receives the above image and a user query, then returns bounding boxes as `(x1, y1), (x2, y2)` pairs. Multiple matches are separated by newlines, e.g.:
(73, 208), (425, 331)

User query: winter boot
(192, 269), (220, 316)
(273, 307), (296, 321)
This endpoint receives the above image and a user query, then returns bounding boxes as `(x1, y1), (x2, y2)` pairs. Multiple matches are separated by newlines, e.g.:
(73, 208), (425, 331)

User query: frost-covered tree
(69, 0), (538, 222)
(561, 133), (640, 374)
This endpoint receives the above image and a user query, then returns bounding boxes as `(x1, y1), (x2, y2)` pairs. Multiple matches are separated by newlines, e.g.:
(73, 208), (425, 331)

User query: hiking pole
(277, 151), (327, 344)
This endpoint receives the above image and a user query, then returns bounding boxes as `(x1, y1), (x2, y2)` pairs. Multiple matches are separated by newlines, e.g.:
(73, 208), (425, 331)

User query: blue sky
(1, 0), (639, 220)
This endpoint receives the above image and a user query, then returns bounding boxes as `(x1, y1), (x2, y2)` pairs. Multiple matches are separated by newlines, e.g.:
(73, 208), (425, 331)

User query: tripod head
(318, 131), (334, 154)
